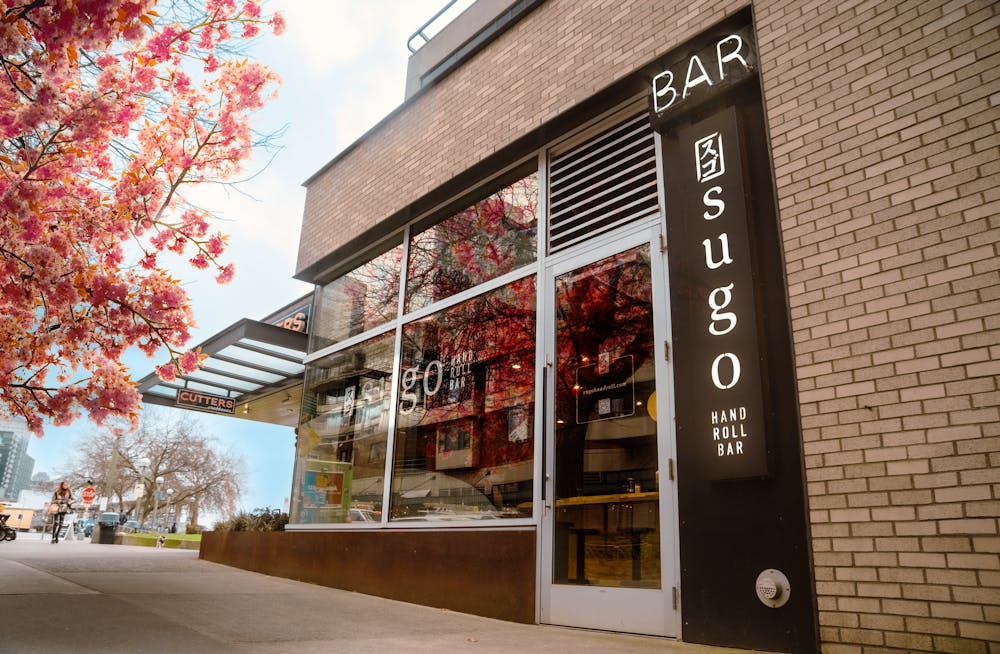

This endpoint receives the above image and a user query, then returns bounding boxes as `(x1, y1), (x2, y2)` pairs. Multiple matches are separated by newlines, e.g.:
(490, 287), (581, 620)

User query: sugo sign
(662, 106), (769, 479)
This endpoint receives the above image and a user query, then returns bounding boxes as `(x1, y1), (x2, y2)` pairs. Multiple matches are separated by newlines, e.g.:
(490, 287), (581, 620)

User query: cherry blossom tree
(0, 0), (284, 434)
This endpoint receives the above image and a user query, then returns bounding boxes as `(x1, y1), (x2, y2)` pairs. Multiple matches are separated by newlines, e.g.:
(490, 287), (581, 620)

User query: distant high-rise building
(0, 417), (33, 502)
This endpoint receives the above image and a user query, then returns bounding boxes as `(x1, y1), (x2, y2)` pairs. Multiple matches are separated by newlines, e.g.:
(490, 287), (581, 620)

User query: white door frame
(537, 222), (681, 637)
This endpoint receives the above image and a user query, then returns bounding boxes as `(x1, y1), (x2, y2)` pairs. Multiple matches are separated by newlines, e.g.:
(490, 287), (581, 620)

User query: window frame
(292, 158), (544, 531)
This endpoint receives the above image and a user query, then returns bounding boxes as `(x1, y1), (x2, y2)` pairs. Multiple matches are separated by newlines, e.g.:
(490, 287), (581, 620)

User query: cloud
(274, 1), (448, 75)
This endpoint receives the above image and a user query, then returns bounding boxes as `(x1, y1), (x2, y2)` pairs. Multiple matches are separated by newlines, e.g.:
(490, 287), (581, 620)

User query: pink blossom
(0, 0), (283, 434)
(215, 262), (235, 284)
(270, 14), (286, 36)
(156, 363), (177, 382)
(206, 234), (226, 256)
(243, 1), (262, 19)
(177, 349), (203, 373)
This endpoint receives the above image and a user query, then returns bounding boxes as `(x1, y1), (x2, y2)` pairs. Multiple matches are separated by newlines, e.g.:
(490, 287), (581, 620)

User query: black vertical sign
(663, 106), (768, 479)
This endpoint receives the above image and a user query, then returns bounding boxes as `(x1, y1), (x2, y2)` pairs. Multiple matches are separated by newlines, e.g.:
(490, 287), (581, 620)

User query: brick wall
(756, 0), (1000, 651)
(297, 0), (745, 275)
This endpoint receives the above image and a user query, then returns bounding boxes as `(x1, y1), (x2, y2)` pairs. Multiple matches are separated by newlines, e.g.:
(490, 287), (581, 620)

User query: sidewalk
(0, 536), (761, 654)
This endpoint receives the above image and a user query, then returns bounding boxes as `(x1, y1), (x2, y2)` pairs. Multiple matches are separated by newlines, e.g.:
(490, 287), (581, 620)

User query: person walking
(50, 481), (74, 544)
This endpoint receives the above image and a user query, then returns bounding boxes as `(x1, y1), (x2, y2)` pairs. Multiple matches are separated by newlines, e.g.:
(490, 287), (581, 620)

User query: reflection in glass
(311, 244), (403, 352)
(406, 174), (537, 312)
(292, 332), (395, 524)
(552, 244), (661, 588)
(391, 277), (536, 521)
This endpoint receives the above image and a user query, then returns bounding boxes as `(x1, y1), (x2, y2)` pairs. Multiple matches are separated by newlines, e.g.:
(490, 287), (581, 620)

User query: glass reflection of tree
(554, 246), (654, 499)
(406, 175), (537, 311)
(346, 246), (403, 327)
(393, 276), (536, 518)
(312, 245), (403, 351)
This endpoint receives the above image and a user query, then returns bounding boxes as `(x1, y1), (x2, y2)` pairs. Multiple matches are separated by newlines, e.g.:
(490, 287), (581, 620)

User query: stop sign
(81, 487), (97, 505)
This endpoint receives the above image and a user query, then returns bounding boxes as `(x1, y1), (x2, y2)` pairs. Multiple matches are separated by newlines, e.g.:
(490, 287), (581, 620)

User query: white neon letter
(703, 186), (725, 220)
(708, 283), (738, 336)
(683, 55), (714, 99)
(716, 35), (749, 80)
(652, 70), (678, 112)
(711, 353), (741, 390)
(702, 233), (734, 269)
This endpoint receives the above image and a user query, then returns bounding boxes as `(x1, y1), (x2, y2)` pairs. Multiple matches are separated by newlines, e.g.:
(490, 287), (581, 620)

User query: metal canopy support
(136, 319), (308, 426)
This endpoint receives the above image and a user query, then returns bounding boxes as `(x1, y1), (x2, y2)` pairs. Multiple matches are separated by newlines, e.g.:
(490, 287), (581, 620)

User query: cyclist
(50, 481), (74, 544)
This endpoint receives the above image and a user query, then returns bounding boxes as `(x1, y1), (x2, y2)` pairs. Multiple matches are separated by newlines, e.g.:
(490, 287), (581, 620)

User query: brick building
(200, 1), (999, 652)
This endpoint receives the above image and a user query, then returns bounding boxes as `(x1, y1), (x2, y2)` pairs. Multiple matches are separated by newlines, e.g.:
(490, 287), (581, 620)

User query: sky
(26, 0), (474, 521)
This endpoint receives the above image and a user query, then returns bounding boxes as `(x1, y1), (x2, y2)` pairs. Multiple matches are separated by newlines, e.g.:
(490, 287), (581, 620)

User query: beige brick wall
(299, 0), (1000, 651)
(297, 0), (746, 275)
(756, 0), (1000, 651)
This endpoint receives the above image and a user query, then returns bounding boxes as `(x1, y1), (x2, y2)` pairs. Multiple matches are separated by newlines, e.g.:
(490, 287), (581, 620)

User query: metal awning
(136, 318), (308, 427)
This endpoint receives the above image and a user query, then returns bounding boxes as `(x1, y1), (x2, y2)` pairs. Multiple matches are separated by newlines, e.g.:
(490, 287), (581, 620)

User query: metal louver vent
(547, 112), (659, 253)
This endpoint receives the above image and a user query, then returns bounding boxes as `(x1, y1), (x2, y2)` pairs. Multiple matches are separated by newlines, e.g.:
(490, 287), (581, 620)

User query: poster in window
(436, 419), (478, 469)
(507, 406), (531, 443)
(302, 459), (352, 508)
(575, 354), (636, 424)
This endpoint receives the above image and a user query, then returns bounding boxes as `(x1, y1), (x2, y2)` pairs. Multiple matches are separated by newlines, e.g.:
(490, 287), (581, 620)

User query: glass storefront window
(390, 276), (536, 521)
(292, 332), (395, 525)
(405, 173), (538, 313)
(311, 244), (403, 352)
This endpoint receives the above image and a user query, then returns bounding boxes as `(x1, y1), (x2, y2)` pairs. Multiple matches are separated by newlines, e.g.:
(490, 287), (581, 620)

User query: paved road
(0, 535), (762, 653)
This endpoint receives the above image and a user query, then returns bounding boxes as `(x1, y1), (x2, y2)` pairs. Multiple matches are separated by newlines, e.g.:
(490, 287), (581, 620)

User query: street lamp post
(165, 489), (174, 534)
(136, 457), (150, 524)
(152, 476), (164, 535)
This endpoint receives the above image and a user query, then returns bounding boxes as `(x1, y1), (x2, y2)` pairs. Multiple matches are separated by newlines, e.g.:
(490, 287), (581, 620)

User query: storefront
(198, 2), (1000, 653)
(244, 6), (814, 650)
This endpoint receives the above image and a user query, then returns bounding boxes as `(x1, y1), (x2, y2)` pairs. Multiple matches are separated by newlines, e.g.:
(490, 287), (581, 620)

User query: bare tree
(63, 409), (245, 529)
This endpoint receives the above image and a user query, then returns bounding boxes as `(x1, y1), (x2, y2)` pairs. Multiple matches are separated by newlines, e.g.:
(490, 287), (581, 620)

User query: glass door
(539, 228), (678, 636)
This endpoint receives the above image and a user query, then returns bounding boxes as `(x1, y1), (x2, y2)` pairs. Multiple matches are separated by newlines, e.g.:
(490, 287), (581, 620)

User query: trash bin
(92, 512), (119, 544)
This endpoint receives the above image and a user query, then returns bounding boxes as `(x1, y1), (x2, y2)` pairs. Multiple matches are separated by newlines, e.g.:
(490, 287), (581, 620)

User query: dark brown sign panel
(662, 106), (769, 479)
(176, 389), (236, 414)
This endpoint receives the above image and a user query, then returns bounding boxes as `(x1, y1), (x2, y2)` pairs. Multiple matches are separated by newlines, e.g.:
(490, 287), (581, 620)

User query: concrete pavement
(0, 535), (764, 654)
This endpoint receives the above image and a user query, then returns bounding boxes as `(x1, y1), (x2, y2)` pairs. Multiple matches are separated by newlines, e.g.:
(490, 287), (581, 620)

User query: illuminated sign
(649, 25), (756, 130)
(176, 389), (236, 415)
(662, 106), (769, 479)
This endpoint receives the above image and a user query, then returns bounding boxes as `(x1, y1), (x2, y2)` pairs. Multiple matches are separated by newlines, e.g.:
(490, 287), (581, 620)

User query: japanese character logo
(695, 132), (725, 183)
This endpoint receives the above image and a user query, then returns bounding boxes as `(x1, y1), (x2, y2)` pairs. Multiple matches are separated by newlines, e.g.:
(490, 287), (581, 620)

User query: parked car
(120, 520), (140, 533)
(349, 508), (378, 523)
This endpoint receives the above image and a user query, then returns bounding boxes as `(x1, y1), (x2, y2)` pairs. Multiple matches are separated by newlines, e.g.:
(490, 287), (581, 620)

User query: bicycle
(0, 513), (17, 541)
